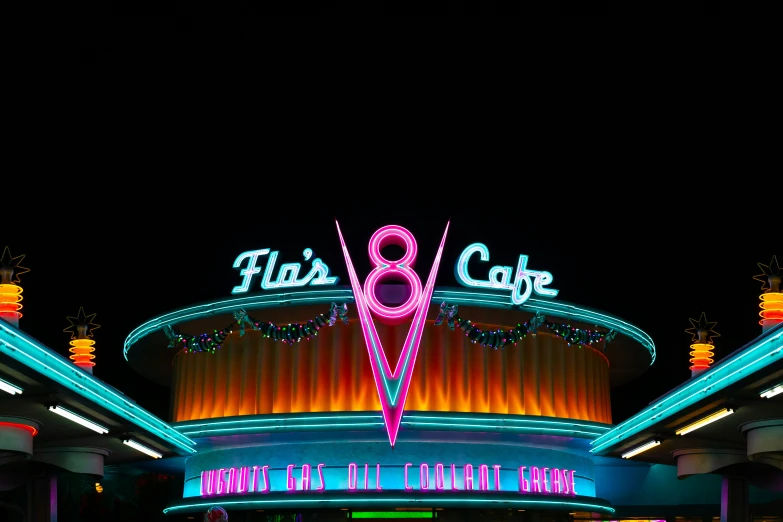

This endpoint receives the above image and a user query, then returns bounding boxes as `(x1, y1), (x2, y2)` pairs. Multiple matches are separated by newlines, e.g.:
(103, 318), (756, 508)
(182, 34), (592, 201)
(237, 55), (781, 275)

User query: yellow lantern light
(685, 312), (719, 378)
(64, 307), (100, 373)
(0, 246), (29, 328)
(754, 256), (782, 332)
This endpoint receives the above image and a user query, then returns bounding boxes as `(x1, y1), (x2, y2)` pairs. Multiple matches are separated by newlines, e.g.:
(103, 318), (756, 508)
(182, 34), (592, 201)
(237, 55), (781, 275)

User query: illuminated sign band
(455, 243), (558, 306)
(200, 462), (577, 497)
(232, 248), (338, 294)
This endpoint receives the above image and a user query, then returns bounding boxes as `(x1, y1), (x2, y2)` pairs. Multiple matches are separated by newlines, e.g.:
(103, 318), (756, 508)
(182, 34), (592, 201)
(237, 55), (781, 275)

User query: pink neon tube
(336, 221), (450, 447)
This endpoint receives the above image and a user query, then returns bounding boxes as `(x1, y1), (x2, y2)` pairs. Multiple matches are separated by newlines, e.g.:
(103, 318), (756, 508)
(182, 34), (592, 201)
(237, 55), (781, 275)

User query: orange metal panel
(170, 321), (612, 424)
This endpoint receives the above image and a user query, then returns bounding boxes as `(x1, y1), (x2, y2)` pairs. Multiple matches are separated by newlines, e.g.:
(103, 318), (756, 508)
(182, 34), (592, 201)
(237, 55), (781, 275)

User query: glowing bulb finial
(0, 246), (29, 328)
(754, 256), (782, 332)
(64, 307), (100, 373)
(685, 312), (719, 378)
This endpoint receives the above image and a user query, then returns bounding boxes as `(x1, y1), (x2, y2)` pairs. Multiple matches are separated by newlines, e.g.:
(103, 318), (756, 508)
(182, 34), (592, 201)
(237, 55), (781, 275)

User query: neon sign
(336, 222), (450, 448)
(232, 248), (338, 294)
(455, 243), (558, 306)
(363, 226), (423, 325)
(200, 463), (577, 496)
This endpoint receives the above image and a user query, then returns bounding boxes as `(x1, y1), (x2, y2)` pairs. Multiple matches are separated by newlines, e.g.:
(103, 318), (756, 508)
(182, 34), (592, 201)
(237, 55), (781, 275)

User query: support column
(28, 473), (57, 522)
(721, 476), (748, 522)
(740, 419), (783, 471)
(672, 448), (747, 479)
(30, 447), (110, 476)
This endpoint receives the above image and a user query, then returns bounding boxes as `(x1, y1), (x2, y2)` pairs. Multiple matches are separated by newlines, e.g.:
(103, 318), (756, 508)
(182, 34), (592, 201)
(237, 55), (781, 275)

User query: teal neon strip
(433, 290), (656, 365)
(400, 422), (603, 438)
(163, 496), (614, 515)
(179, 422), (385, 436)
(0, 323), (196, 454)
(125, 287), (653, 367)
(403, 415), (610, 431)
(174, 414), (383, 430)
(171, 412), (611, 439)
(123, 289), (356, 360)
(591, 325), (783, 454)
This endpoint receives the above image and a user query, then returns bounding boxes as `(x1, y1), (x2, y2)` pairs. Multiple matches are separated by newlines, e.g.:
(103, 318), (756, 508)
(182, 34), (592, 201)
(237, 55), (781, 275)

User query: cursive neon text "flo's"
(231, 247), (338, 294)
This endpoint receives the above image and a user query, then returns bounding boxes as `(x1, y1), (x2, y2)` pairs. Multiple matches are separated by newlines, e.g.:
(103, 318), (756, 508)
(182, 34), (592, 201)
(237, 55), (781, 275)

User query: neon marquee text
(200, 463), (577, 496)
(455, 243), (558, 306)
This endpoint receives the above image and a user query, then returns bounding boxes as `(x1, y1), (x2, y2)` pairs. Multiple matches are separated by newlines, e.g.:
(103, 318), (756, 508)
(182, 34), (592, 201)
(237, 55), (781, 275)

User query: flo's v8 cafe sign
(230, 222), (559, 448)
(230, 228), (558, 308)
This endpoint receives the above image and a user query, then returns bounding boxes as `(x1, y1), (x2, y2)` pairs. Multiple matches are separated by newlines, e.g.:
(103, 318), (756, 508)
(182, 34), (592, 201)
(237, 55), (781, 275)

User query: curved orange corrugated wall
(170, 320), (611, 424)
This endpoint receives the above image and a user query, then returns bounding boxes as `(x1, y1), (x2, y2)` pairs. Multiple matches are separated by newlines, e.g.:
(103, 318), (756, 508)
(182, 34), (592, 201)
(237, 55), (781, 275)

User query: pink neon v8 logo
(336, 222), (450, 447)
(363, 225), (424, 325)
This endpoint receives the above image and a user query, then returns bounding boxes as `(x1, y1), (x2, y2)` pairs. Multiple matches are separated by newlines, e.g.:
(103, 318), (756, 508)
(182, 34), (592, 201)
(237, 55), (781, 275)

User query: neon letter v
(335, 221), (450, 447)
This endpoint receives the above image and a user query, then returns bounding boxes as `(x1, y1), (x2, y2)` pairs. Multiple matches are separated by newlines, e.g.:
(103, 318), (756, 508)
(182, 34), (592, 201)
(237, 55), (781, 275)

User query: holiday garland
(433, 302), (617, 351)
(163, 302), (349, 354)
(163, 300), (617, 356)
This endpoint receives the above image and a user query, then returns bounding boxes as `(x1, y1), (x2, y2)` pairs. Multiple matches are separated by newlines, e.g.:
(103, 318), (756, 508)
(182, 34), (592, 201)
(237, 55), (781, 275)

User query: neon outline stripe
(171, 412), (610, 438)
(432, 290), (656, 365)
(336, 221), (450, 447)
(123, 289), (356, 360)
(174, 414), (383, 429)
(123, 288), (654, 367)
(590, 324), (783, 454)
(403, 415), (610, 430)
(0, 322), (196, 454)
(179, 422), (385, 436)
(162, 496), (615, 515)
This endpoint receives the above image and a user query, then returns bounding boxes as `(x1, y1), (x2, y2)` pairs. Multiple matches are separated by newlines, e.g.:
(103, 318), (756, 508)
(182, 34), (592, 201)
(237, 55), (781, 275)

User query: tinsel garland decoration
(162, 302), (349, 354)
(434, 302), (615, 351)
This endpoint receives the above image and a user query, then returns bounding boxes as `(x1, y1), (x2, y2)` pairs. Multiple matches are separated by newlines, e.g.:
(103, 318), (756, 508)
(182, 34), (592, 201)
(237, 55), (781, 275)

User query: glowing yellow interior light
(69, 338), (96, 369)
(689, 342), (715, 372)
(675, 408), (735, 436)
(0, 284), (23, 319)
(621, 439), (660, 459)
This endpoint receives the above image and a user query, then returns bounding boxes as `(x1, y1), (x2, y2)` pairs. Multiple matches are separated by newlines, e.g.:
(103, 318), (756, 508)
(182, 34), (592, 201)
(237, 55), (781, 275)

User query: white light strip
(123, 439), (162, 458)
(49, 405), (109, 434)
(0, 377), (23, 395)
(675, 408), (735, 436)
(621, 440), (660, 459)
(760, 383), (783, 399)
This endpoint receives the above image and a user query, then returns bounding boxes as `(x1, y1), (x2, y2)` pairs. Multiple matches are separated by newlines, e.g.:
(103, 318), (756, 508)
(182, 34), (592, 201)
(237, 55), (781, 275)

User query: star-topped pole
(754, 255), (782, 331)
(685, 312), (719, 378)
(0, 246), (30, 327)
(64, 307), (100, 373)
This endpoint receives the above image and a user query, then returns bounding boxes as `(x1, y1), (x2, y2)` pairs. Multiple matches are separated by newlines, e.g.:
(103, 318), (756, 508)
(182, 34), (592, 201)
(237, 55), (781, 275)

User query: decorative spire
(754, 256), (782, 331)
(0, 246), (29, 327)
(64, 307), (100, 373)
(686, 312), (719, 377)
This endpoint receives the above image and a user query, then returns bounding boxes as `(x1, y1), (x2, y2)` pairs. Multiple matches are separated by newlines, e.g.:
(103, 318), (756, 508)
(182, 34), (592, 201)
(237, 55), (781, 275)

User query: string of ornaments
(162, 300), (617, 355)
(163, 303), (349, 354)
(433, 302), (617, 352)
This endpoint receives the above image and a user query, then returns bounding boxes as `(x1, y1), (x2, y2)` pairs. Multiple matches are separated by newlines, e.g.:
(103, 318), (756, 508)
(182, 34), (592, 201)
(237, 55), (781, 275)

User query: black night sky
(5, 200), (776, 427)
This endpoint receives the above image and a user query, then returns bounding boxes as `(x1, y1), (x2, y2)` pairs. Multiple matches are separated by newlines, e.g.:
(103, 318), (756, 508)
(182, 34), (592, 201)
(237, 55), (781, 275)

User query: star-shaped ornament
(685, 312), (720, 345)
(64, 307), (100, 339)
(0, 246), (30, 284)
(753, 255), (780, 292)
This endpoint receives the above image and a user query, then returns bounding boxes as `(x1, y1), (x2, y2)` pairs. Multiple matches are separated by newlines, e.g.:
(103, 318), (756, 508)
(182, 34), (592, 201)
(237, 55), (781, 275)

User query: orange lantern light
(685, 312), (719, 378)
(64, 307), (100, 373)
(0, 247), (29, 328)
(754, 256), (782, 331)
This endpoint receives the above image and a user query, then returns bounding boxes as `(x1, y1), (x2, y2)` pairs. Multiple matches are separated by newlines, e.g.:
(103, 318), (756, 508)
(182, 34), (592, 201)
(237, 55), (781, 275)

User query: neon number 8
(364, 225), (423, 324)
